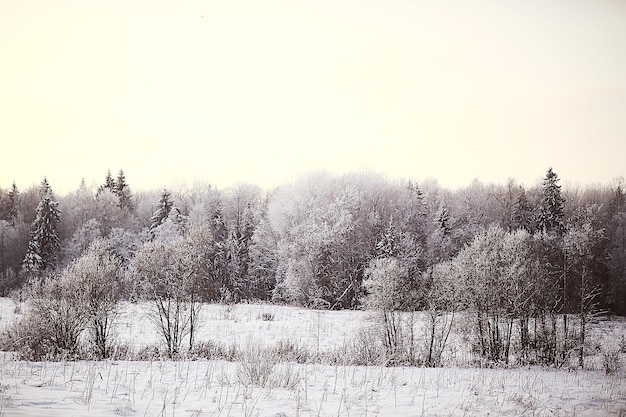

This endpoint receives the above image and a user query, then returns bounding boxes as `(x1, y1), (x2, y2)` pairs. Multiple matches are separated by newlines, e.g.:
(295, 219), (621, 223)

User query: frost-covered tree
(97, 170), (116, 196)
(247, 216), (279, 300)
(6, 182), (20, 224)
(210, 205), (229, 293)
(63, 179), (97, 230)
(564, 206), (606, 368)
(22, 182), (61, 276)
(0, 220), (21, 293)
(95, 189), (127, 236)
(376, 217), (400, 258)
(63, 239), (122, 359)
(422, 260), (461, 367)
(512, 185), (534, 232)
(433, 202), (450, 236)
(428, 201), (455, 264)
(131, 227), (210, 356)
(149, 189), (174, 235)
(106, 227), (146, 267)
(362, 257), (418, 362)
(152, 206), (187, 244)
(63, 219), (102, 264)
(538, 168), (566, 235)
(453, 226), (538, 363)
(400, 181), (429, 243)
(115, 170), (133, 211)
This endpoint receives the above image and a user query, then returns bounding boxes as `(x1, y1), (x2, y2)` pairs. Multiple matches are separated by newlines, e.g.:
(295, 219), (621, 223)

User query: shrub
(1, 280), (87, 360)
(236, 342), (276, 387)
(259, 312), (275, 321)
(603, 350), (622, 375)
(331, 330), (388, 366)
(136, 344), (165, 361)
(188, 340), (236, 361)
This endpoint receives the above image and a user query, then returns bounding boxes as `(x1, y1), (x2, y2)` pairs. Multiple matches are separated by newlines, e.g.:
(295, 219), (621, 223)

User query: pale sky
(1, 0), (625, 195)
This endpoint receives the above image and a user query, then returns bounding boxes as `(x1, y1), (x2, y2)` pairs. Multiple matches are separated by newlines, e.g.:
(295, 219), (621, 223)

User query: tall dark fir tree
(538, 168), (566, 235)
(22, 179), (61, 276)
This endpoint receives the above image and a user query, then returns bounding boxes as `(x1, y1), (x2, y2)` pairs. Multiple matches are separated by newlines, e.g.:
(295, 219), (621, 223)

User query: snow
(1, 360), (624, 416)
(0, 299), (624, 416)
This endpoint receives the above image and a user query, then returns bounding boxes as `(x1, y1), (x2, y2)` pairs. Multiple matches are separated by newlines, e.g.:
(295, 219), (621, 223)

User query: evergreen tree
(0, 182), (19, 224)
(115, 170), (133, 211)
(39, 177), (51, 197)
(401, 181), (428, 246)
(97, 170), (116, 196)
(512, 186), (534, 232)
(434, 202), (451, 236)
(22, 183), (61, 275)
(0, 190), (8, 222)
(149, 189), (174, 234)
(376, 217), (399, 258)
(538, 168), (566, 235)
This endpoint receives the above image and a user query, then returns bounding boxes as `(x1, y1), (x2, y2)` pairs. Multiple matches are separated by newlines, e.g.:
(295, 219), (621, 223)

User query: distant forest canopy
(0, 168), (625, 315)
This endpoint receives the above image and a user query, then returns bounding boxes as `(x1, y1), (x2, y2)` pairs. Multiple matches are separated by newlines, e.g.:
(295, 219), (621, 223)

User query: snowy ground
(0, 299), (624, 416)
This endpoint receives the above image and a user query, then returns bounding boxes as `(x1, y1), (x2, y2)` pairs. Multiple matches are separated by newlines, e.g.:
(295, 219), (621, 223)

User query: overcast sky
(2, 0), (625, 194)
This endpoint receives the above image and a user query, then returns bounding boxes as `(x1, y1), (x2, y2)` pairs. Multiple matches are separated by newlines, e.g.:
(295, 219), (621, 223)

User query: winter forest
(0, 168), (625, 367)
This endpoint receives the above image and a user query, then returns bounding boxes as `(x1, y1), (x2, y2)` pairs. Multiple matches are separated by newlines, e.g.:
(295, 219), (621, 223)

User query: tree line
(0, 168), (624, 312)
(0, 168), (624, 364)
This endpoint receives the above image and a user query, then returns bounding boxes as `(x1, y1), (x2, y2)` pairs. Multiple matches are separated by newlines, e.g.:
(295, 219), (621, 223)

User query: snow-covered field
(0, 299), (624, 416)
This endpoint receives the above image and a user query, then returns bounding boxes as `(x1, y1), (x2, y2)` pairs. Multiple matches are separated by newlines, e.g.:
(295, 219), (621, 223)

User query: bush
(603, 350), (622, 375)
(331, 330), (388, 366)
(188, 340), (236, 361)
(236, 342), (276, 387)
(1, 288), (87, 361)
(0, 240), (122, 361)
(259, 312), (275, 321)
(136, 344), (165, 361)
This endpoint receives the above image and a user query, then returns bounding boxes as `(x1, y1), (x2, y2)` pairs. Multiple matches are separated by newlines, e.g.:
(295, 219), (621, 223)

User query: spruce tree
(512, 186), (533, 232)
(149, 189), (173, 233)
(376, 217), (399, 258)
(538, 168), (565, 235)
(7, 182), (20, 224)
(115, 170), (133, 211)
(22, 183), (61, 275)
(434, 202), (451, 236)
(97, 170), (117, 196)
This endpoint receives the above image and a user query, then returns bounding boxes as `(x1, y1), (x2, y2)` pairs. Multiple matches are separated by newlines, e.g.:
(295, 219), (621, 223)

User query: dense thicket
(0, 168), (624, 321)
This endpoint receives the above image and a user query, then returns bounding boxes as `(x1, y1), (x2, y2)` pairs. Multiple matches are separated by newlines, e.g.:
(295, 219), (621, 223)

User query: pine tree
(115, 170), (133, 211)
(22, 183), (61, 275)
(149, 189), (174, 234)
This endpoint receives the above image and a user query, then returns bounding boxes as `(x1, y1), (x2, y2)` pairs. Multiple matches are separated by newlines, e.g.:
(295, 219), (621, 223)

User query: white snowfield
(0, 299), (624, 416)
